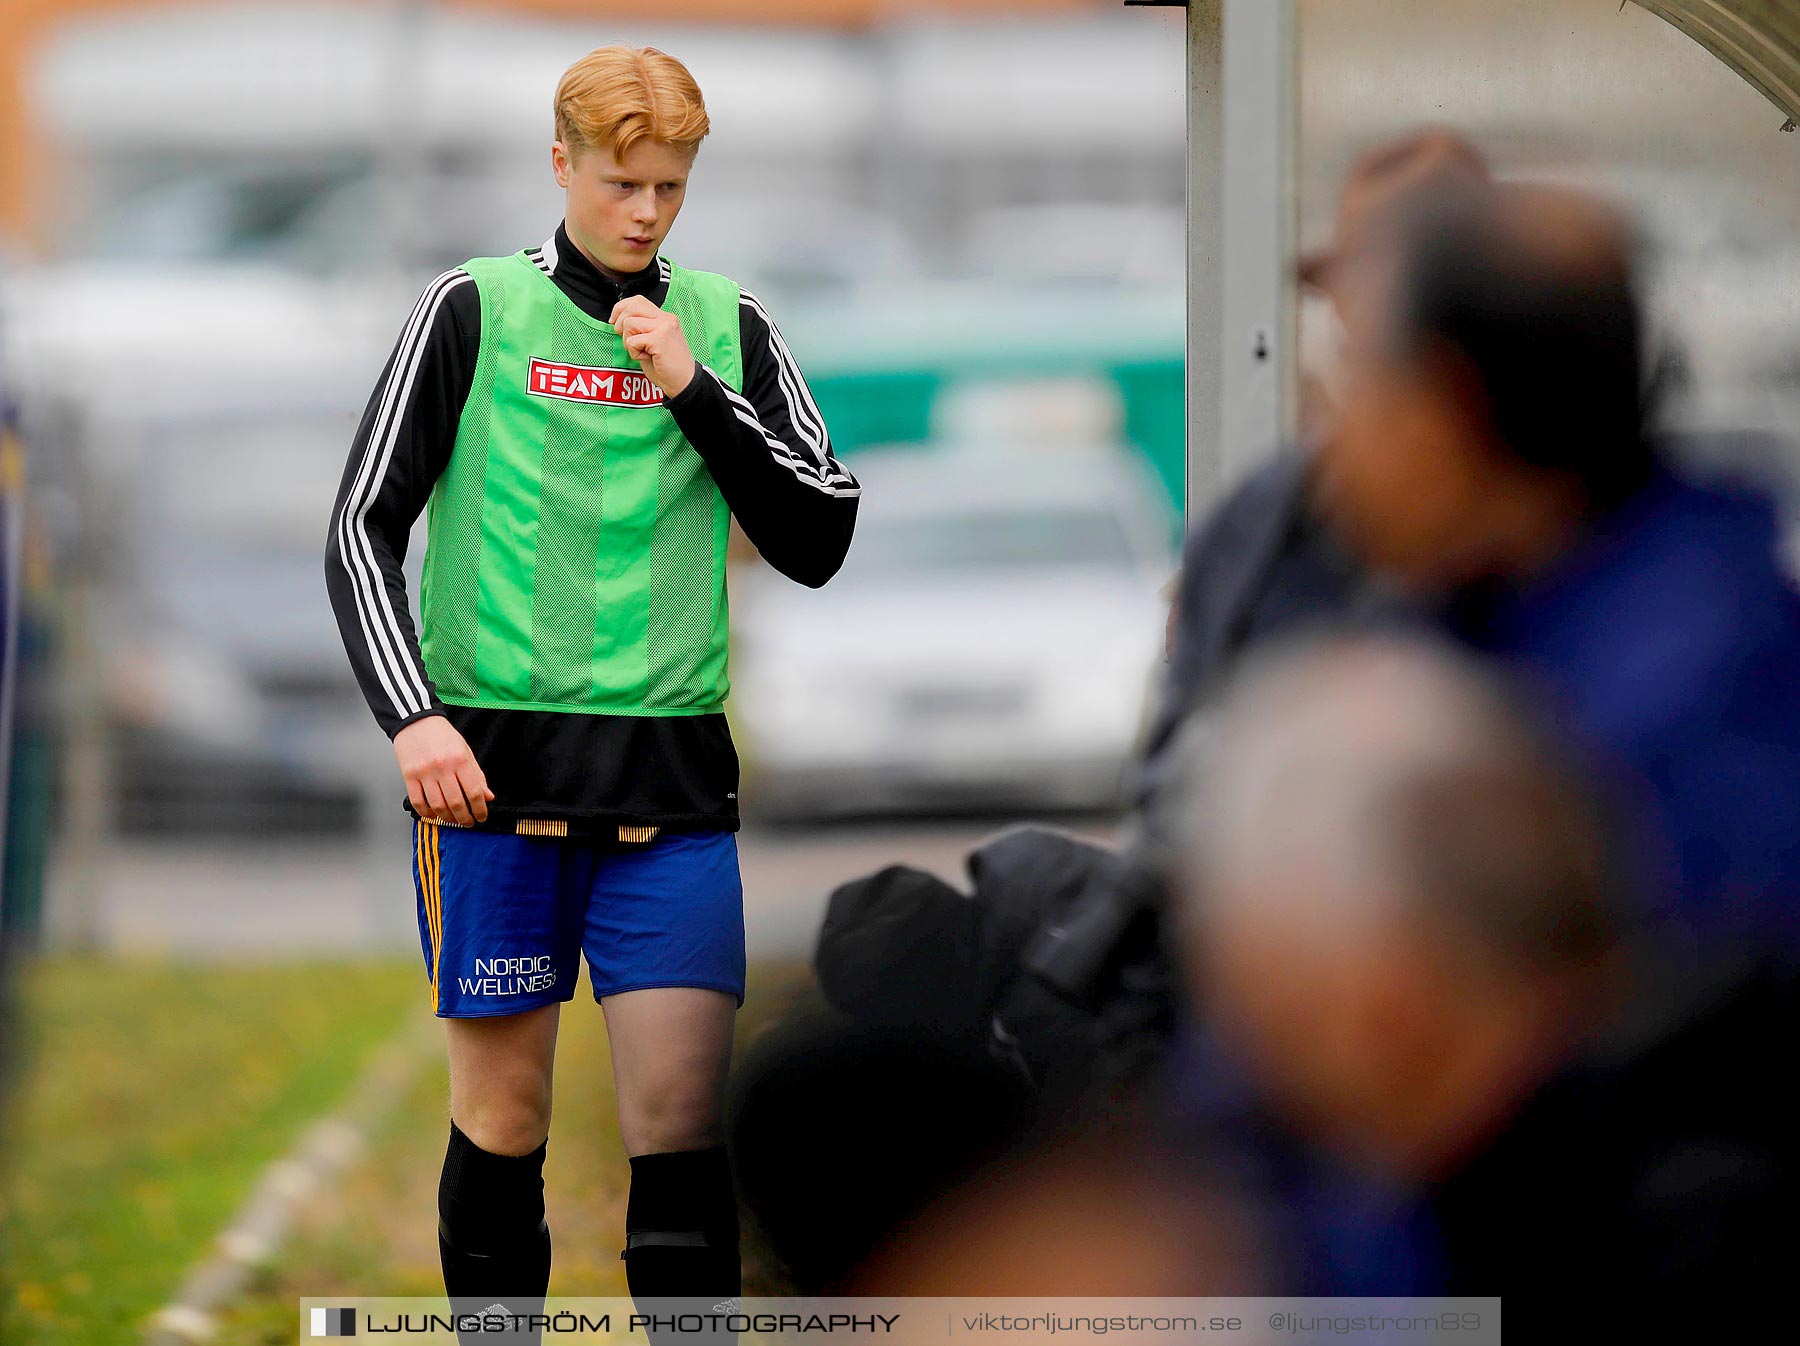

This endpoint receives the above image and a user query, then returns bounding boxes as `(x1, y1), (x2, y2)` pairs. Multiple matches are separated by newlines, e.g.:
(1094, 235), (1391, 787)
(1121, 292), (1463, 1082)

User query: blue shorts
(412, 821), (745, 1018)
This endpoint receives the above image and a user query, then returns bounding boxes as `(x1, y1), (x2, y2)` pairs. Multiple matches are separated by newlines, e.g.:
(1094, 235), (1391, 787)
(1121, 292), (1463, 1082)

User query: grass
(0, 955), (425, 1346)
(215, 960), (812, 1344)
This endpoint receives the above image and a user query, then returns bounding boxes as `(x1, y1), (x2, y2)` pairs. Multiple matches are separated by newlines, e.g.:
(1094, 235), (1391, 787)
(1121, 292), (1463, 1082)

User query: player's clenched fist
(610, 296), (696, 398)
(393, 714), (495, 826)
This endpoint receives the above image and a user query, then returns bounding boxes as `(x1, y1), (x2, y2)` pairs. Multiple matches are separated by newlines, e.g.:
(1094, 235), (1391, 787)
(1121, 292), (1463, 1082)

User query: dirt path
(213, 963), (812, 1341)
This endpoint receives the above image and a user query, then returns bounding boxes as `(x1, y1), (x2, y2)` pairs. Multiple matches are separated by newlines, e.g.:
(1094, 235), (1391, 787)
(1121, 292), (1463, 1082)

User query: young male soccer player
(324, 44), (859, 1315)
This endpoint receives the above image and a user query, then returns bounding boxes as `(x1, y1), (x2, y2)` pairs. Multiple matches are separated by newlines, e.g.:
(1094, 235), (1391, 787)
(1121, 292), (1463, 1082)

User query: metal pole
(52, 401), (109, 950)
(1185, 1), (1224, 520)
(1184, 0), (1298, 520)
(0, 414), (20, 895)
(380, 0), (433, 275)
(1219, 0), (1298, 487)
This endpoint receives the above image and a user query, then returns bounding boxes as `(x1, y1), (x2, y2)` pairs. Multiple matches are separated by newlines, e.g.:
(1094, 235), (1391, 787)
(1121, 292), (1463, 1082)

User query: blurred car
(732, 442), (1175, 821)
(60, 376), (376, 835)
(960, 203), (1186, 288)
(3, 165), (924, 414)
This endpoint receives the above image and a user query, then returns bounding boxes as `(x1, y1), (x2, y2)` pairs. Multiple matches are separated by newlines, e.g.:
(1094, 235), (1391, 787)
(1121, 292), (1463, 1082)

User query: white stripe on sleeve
(739, 290), (838, 473)
(704, 366), (860, 498)
(334, 268), (472, 719)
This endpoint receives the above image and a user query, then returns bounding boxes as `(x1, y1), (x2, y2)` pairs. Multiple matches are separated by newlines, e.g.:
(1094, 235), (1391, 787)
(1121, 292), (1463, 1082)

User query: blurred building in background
(0, 0), (1190, 853)
(0, 0), (1791, 943)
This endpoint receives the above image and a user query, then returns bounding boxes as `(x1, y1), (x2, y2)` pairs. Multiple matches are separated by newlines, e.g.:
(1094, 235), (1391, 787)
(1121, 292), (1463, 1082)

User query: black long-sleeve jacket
(324, 223), (860, 834)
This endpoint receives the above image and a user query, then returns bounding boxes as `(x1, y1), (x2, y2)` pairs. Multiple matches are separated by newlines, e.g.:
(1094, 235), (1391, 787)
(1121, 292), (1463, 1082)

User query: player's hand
(393, 714), (494, 826)
(610, 296), (696, 398)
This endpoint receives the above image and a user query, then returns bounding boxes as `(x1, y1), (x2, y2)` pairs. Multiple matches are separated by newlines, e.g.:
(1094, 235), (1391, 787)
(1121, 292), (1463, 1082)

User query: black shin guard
(438, 1122), (552, 1345)
(622, 1146), (741, 1331)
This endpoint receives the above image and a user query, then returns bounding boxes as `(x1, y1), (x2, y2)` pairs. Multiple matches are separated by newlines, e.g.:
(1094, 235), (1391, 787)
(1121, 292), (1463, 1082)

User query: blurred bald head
(1171, 635), (1620, 1178)
(1395, 182), (1643, 477)
(1318, 180), (1650, 590)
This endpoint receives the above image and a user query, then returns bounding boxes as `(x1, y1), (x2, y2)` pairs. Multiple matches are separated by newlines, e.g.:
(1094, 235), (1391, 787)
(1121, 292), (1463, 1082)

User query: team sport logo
(526, 358), (662, 407)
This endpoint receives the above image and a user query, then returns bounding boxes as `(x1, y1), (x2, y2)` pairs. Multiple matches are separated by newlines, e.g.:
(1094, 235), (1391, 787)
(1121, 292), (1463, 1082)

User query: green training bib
(419, 251), (743, 716)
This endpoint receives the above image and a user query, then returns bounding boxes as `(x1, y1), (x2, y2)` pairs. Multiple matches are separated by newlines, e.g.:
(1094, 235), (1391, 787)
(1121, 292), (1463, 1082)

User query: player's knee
(454, 1098), (552, 1156)
(621, 1080), (721, 1154)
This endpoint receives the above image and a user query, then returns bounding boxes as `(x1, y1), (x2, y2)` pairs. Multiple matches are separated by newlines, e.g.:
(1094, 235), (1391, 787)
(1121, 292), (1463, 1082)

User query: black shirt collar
(541, 222), (667, 322)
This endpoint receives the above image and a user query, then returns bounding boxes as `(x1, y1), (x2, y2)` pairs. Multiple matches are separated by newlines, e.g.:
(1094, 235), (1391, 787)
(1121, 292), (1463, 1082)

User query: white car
(732, 443), (1175, 820)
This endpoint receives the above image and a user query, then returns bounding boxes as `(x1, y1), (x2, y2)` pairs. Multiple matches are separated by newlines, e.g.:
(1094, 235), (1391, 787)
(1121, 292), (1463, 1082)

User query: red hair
(554, 45), (710, 159)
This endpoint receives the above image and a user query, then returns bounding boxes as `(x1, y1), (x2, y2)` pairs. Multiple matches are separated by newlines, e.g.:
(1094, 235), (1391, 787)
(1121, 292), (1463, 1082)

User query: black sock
(623, 1146), (741, 1320)
(438, 1121), (552, 1344)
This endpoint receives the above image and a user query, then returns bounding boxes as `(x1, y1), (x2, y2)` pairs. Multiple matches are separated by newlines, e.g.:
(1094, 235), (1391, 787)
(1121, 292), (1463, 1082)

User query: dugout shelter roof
(1632, 0), (1800, 123)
